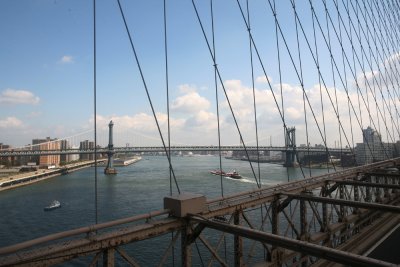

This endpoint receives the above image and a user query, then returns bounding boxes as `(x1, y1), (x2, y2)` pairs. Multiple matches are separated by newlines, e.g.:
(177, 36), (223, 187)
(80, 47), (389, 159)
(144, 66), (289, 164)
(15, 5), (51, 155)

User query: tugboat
(226, 170), (242, 179)
(44, 200), (61, 211)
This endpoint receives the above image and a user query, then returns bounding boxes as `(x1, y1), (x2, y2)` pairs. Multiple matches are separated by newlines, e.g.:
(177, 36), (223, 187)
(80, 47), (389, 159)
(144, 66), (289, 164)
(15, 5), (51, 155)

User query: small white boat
(44, 200), (61, 211)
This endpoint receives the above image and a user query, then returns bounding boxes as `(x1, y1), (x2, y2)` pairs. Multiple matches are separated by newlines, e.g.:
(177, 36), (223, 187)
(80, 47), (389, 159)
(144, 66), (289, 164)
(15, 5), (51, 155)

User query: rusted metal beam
(0, 209), (170, 256)
(103, 248), (115, 267)
(181, 219), (192, 267)
(283, 193), (400, 213)
(362, 172), (400, 177)
(332, 180), (400, 189)
(190, 216), (396, 267)
(89, 251), (102, 267)
(116, 247), (140, 267)
(197, 235), (228, 267)
(234, 210), (243, 267)
(0, 218), (182, 266)
(158, 231), (180, 267)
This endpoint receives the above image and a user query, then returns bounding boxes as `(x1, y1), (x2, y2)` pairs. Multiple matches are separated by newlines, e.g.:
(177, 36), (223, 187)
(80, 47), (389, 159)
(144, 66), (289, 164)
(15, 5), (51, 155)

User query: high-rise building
(79, 140), (95, 161)
(60, 140), (69, 164)
(355, 127), (394, 165)
(31, 137), (61, 167)
(0, 143), (12, 166)
(68, 145), (80, 162)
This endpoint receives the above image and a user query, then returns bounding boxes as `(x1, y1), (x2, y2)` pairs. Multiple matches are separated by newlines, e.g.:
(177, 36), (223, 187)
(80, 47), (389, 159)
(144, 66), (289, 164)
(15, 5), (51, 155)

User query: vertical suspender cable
(246, 1), (264, 259)
(163, 0), (172, 197)
(116, 0), (181, 194)
(270, 0), (339, 174)
(93, 0), (98, 225)
(349, 0), (400, 143)
(192, 0), (261, 188)
(324, 0), (343, 168)
(372, 0), (400, 139)
(246, 0), (261, 186)
(291, 0), (312, 176)
(353, 3), (364, 132)
(363, 1), (383, 144)
(210, 0), (224, 197)
(320, 0), (392, 159)
(163, 2), (175, 266)
(273, 0), (292, 182)
(357, 0), (400, 145)
(364, 0), (387, 144)
(334, 0), (348, 168)
(310, 0), (330, 171)
(344, 0), (356, 155)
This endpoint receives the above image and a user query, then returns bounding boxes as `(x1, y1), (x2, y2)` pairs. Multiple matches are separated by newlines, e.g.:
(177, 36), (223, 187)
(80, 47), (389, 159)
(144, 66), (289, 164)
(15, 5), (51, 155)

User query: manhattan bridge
(1, 0), (400, 266)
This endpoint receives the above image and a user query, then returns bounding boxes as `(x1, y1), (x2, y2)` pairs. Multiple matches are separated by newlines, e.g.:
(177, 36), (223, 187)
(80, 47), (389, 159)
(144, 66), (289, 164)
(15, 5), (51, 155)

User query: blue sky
(0, 0), (398, 148)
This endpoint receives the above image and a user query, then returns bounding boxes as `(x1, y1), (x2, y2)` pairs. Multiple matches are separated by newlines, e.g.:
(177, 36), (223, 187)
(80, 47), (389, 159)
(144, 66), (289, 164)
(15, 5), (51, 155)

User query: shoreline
(0, 160), (106, 192)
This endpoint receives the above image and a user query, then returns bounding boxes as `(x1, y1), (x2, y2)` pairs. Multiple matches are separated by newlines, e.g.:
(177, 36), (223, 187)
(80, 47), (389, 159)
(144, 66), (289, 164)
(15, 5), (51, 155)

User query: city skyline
(1, 1), (399, 148)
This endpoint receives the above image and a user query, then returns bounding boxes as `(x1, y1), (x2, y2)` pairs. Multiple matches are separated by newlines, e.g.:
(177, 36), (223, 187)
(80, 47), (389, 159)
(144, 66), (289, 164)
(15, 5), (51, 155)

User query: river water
(0, 156), (328, 265)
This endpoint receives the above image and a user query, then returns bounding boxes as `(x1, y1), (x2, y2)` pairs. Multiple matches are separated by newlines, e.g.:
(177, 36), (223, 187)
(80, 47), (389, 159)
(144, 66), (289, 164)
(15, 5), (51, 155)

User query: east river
(0, 156), (329, 265)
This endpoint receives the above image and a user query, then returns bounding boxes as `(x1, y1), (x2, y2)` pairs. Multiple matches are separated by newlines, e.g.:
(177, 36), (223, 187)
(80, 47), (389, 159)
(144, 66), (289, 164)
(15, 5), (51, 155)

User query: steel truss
(0, 158), (399, 266)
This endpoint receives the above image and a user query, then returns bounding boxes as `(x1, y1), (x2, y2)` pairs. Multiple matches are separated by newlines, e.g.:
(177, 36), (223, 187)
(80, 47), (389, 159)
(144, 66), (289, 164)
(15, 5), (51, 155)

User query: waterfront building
(60, 140), (69, 164)
(355, 127), (394, 165)
(0, 143), (12, 167)
(36, 137), (61, 167)
(68, 145), (80, 162)
(79, 140), (95, 161)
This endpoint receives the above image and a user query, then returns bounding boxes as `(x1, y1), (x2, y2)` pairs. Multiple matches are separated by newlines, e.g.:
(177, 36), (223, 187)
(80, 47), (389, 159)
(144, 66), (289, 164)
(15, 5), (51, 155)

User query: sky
(1, 0), (399, 148)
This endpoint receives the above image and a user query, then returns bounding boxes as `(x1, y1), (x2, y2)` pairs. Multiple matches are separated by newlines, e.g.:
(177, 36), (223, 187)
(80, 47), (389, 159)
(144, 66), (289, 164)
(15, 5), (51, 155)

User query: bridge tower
(284, 127), (299, 167)
(104, 120), (117, 175)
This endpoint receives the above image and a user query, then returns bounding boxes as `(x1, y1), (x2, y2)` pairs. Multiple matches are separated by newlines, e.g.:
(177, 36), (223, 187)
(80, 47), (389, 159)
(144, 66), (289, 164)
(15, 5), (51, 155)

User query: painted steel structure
(0, 145), (350, 157)
(0, 158), (399, 266)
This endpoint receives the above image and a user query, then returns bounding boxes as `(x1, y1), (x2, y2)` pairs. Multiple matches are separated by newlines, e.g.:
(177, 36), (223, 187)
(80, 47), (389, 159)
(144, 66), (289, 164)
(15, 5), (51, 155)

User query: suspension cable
(93, 0), (98, 225)
(163, 1), (175, 266)
(210, 0), (224, 197)
(291, 0), (312, 175)
(273, 0), (293, 181)
(116, 0), (181, 194)
(246, 0), (262, 185)
(336, 0), (400, 142)
(266, 0), (339, 171)
(308, 0), (390, 160)
(355, 0), (400, 139)
(236, 0), (309, 179)
(191, 0), (261, 188)
(310, 0), (329, 171)
(332, 0), (400, 154)
(163, 0), (172, 197)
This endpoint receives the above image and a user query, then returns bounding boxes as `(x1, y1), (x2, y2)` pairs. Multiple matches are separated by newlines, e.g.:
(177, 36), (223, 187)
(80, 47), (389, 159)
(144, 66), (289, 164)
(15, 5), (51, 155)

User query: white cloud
(91, 113), (184, 132)
(171, 85), (210, 113)
(256, 75), (273, 84)
(0, 89), (40, 105)
(26, 111), (42, 118)
(0, 117), (24, 128)
(59, 55), (74, 64)
(185, 110), (218, 130)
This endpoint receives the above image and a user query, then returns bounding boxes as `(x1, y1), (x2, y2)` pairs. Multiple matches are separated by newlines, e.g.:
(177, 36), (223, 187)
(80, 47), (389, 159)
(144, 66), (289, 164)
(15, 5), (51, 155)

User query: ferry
(44, 200), (61, 211)
(113, 156), (142, 167)
(210, 169), (242, 179)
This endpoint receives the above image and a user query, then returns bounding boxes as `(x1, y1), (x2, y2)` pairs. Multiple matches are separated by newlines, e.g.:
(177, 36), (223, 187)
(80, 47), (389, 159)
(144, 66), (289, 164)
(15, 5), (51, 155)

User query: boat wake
(225, 176), (279, 186)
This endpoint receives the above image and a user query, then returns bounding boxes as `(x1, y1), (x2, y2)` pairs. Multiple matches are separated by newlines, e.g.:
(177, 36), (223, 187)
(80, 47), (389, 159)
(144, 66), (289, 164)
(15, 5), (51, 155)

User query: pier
(0, 160), (106, 191)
